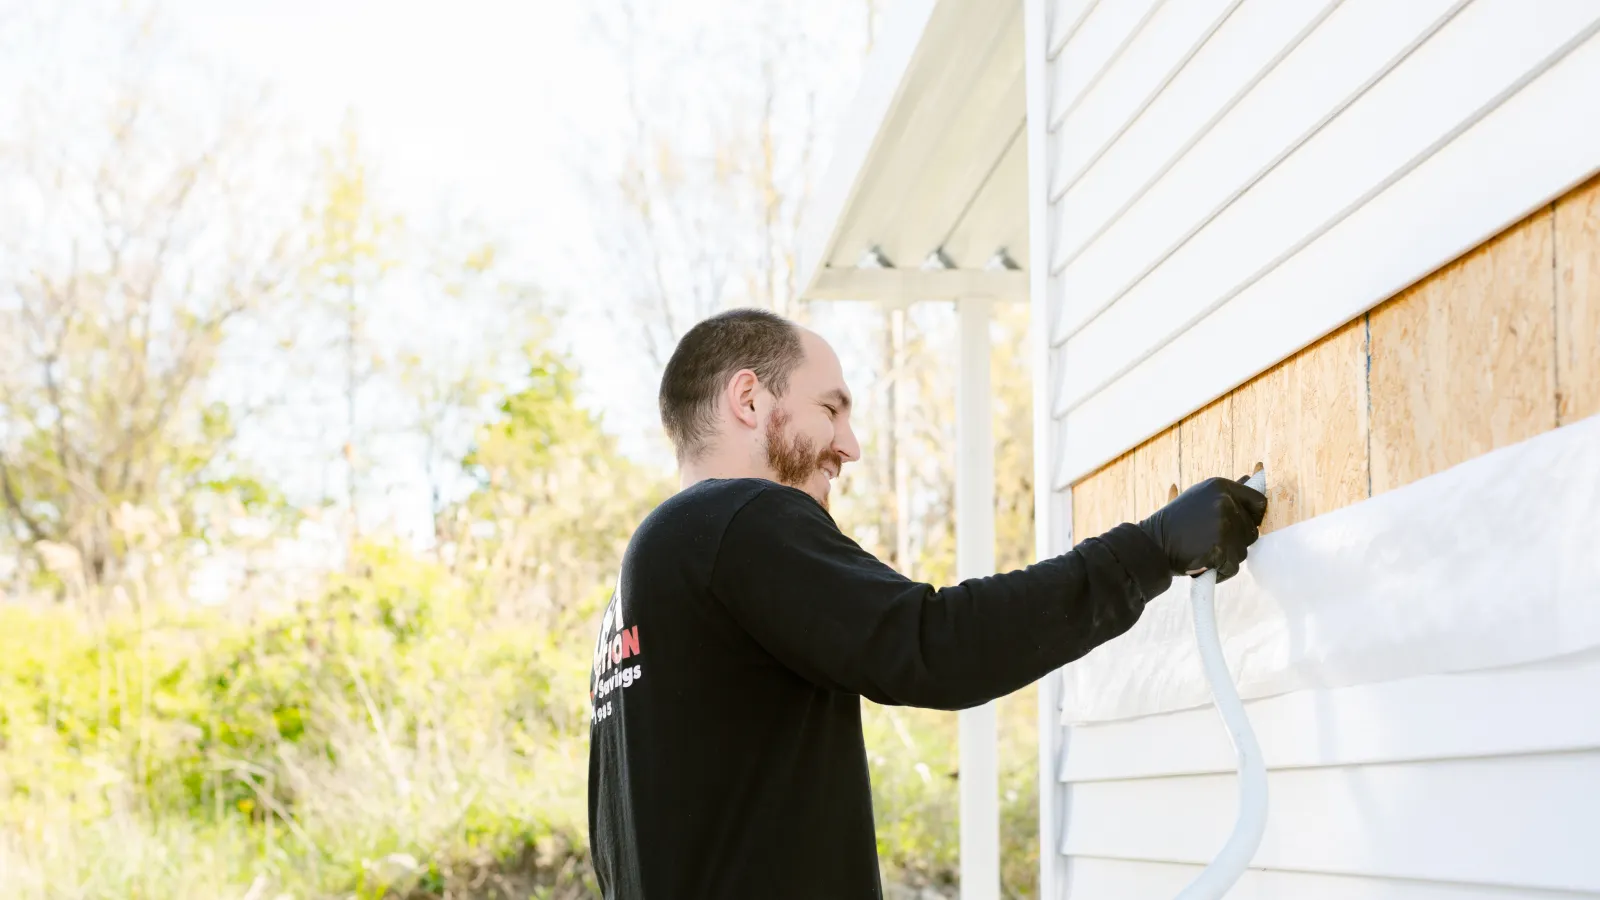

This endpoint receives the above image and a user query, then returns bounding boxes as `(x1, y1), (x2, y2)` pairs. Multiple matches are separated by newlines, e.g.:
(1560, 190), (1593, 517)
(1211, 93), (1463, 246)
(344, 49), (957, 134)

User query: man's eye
(824, 405), (838, 417)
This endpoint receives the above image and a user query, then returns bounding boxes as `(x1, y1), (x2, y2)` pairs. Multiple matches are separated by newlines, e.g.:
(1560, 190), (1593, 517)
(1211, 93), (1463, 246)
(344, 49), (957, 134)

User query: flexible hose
(1174, 469), (1269, 900)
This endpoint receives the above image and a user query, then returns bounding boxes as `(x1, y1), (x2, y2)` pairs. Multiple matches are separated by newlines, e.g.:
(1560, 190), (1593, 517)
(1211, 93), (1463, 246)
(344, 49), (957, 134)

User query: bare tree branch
(0, 451), (48, 543)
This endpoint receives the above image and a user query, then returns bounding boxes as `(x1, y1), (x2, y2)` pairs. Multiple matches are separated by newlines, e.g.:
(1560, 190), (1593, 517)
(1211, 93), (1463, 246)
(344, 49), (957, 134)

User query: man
(587, 308), (1265, 899)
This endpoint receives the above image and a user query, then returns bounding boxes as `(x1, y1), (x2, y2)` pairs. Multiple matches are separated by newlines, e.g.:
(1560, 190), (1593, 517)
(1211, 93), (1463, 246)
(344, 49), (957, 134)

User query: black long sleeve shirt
(586, 477), (1172, 900)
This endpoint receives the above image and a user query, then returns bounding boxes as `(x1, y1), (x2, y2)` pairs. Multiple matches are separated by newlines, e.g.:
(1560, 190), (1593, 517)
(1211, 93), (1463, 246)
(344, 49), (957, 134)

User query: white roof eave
(797, 0), (1029, 305)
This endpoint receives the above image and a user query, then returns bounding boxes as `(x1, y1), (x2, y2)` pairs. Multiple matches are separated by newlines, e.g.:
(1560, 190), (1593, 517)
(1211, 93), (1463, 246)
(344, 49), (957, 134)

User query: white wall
(1056, 652), (1600, 898)
(1038, 0), (1600, 489)
(1027, 0), (1600, 895)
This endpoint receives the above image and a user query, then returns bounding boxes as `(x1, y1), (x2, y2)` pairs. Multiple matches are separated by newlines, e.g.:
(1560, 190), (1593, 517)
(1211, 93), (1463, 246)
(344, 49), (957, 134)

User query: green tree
(455, 345), (673, 624)
(303, 119), (404, 566)
(0, 38), (300, 594)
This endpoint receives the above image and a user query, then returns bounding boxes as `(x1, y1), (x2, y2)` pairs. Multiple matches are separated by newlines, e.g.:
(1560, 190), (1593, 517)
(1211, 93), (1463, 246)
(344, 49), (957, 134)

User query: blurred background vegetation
(0, 1), (1044, 897)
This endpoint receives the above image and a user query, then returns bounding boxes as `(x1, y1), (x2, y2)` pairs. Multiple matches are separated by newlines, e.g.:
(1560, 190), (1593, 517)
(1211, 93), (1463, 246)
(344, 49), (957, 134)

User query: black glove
(1136, 475), (1268, 583)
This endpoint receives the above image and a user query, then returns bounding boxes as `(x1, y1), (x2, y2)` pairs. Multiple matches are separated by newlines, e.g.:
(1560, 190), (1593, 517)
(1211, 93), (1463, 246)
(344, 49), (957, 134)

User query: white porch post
(956, 296), (999, 900)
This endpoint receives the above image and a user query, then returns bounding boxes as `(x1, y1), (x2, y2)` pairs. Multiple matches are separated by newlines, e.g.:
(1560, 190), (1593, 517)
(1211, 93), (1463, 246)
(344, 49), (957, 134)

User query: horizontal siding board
(1061, 856), (1600, 900)
(1046, 0), (1339, 249)
(1053, 0), (1596, 414)
(1059, 652), (1600, 783)
(1046, 0), (1239, 188)
(1047, 0), (1459, 292)
(1046, 0), (1100, 62)
(1053, 25), (1600, 488)
(1061, 751), (1600, 891)
(1046, 0), (1164, 128)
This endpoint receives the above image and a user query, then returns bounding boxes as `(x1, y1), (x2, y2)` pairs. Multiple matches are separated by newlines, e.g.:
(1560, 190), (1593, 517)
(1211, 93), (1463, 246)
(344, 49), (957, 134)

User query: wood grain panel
(1231, 353), (1301, 533)
(1071, 453), (1134, 542)
(1230, 318), (1369, 534)
(1369, 208), (1558, 494)
(1556, 172), (1600, 425)
(1130, 428), (1180, 522)
(1294, 318), (1371, 517)
(1178, 395), (1232, 489)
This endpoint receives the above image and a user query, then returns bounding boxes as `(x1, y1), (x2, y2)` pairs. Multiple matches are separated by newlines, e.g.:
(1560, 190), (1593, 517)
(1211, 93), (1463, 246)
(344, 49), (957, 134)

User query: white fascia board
(795, 0), (940, 303)
(805, 267), (1027, 305)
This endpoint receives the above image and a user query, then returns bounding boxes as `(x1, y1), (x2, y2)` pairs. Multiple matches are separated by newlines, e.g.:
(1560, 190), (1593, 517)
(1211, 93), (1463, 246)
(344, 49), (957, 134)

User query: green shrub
(0, 538), (1043, 898)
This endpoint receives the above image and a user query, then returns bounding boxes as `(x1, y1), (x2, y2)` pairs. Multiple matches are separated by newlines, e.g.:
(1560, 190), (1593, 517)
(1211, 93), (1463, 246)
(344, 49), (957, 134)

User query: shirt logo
(589, 578), (644, 724)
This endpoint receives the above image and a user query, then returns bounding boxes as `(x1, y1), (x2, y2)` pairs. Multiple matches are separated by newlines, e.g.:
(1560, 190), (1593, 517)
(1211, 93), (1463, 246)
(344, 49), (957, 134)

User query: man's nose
(835, 422), (862, 463)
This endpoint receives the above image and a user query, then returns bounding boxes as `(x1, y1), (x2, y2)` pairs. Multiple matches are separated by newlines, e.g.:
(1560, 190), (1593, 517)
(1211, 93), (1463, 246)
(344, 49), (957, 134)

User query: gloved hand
(1137, 475), (1268, 583)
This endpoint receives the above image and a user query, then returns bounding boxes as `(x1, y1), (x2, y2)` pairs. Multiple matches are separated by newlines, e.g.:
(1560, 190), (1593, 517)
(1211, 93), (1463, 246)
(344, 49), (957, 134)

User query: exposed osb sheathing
(1070, 175), (1598, 540)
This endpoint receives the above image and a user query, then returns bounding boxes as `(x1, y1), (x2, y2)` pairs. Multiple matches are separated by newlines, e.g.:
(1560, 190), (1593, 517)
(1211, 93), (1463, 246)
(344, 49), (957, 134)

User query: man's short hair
(659, 308), (804, 462)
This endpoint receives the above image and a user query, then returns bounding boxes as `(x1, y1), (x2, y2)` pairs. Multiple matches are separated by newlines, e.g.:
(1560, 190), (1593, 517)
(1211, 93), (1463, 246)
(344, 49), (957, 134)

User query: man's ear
(725, 369), (761, 429)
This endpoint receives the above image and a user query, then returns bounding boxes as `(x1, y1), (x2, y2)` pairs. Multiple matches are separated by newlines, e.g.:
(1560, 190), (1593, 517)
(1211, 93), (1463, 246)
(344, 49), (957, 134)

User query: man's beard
(764, 408), (842, 505)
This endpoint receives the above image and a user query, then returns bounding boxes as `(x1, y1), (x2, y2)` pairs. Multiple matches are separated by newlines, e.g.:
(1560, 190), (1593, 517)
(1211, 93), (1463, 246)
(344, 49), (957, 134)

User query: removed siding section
(1230, 318), (1369, 534)
(1067, 183), (1592, 536)
(1069, 453), (1133, 543)
(1129, 427), (1179, 521)
(1369, 206), (1558, 494)
(1177, 395), (1231, 490)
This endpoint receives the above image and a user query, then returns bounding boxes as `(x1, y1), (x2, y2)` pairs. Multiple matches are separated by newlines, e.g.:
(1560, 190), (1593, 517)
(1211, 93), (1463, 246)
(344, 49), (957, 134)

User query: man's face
(761, 330), (860, 510)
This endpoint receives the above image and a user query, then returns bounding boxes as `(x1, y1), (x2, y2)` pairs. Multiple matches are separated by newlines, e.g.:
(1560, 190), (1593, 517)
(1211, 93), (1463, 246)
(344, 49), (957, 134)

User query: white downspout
(957, 295), (1000, 900)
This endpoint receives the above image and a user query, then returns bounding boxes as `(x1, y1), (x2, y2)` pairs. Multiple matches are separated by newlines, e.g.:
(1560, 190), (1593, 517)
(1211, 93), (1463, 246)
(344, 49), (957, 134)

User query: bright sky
(155, 0), (884, 453)
(161, 0), (639, 420)
(163, 0), (612, 247)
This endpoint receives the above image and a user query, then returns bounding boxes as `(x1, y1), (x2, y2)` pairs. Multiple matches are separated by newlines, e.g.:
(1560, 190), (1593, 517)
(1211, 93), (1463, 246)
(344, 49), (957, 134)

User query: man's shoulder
(635, 478), (828, 545)
(634, 479), (768, 539)
(657, 477), (774, 518)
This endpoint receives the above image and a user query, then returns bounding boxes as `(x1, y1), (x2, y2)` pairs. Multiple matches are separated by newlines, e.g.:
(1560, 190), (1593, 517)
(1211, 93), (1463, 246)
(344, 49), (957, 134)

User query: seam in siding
(1050, 0), (1247, 199)
(1057, 852), (1600, 896)
(1047, 0), (1104, 63)
(1552, 200), (1564, 425)
(1049, 0), (1171, 132)
(1046, 0), (1355, 271)
(1365, 311), (1374, 498)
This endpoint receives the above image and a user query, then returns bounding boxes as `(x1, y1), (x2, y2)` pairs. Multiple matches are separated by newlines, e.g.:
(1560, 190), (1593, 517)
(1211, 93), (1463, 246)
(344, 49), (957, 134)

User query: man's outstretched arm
(709, 477), (1263, 710)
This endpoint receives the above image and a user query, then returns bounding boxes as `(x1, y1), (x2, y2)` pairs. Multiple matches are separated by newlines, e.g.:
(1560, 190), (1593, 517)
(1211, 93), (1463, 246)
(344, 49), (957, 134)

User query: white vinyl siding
(1050, 644), (1600, 897)
(1029, 0), (1600, 895)
(1040, 0), (1600, 489)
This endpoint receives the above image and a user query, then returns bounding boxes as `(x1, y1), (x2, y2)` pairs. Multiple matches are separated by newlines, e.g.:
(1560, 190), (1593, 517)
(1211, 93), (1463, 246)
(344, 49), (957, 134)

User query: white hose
(1174, 469), (1269, 900)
